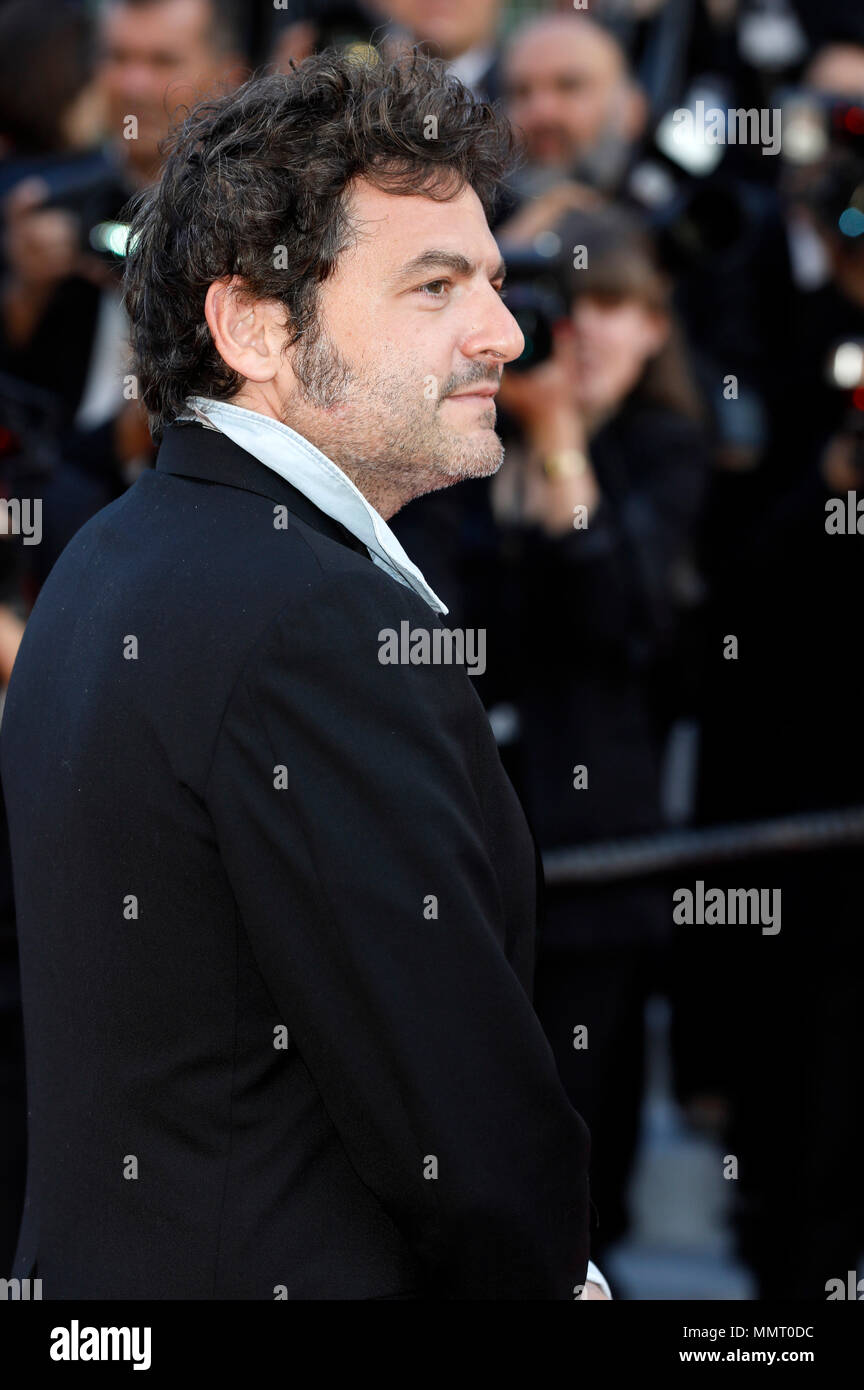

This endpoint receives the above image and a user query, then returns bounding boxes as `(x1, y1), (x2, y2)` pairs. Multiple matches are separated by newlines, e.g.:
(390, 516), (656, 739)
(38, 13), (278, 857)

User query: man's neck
(325, 458), (404, 520)
(230, 388), (408, 520)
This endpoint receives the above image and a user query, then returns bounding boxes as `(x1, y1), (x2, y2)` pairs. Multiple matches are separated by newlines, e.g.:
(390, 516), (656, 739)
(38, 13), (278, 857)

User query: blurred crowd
(1, 0), (862, 1300)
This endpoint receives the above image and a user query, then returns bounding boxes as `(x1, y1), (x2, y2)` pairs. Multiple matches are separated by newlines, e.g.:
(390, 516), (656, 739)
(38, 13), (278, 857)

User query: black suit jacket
(0, 420), (591, 1299)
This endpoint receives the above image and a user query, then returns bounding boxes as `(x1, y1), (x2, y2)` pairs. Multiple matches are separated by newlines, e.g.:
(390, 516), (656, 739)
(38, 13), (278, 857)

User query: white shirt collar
(177, 396), (448, 616)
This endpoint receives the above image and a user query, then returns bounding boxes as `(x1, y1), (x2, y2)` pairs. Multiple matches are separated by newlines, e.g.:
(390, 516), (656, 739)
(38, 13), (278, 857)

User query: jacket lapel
(155, 420), (371, 559)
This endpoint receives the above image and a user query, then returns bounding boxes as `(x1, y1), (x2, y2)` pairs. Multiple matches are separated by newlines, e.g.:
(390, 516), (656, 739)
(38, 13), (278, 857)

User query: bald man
(503, 12), (646, 194)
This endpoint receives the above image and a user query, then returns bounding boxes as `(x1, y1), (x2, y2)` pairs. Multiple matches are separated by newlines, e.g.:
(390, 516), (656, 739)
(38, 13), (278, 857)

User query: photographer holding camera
(0, 0), (245, 589)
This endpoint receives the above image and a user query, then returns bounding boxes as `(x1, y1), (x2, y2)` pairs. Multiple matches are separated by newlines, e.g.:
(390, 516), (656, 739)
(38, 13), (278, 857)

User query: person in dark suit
(0, 51), (605, 1300)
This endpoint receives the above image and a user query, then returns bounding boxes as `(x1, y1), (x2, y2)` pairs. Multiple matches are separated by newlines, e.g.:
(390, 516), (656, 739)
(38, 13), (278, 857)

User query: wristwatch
(541, 447), (588, 480)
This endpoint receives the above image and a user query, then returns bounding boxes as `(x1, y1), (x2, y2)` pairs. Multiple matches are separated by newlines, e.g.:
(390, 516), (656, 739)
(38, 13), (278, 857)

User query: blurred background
(1, 0), (862, 1300)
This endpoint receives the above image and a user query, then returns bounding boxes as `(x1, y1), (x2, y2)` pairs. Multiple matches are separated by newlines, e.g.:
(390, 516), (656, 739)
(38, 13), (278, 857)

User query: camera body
(39, 159), (133, 267)
(497, 245), (569, 374)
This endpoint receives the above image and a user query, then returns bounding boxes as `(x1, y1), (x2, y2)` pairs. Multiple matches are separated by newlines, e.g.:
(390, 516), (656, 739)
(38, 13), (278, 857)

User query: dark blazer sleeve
(203, 567), (591, 1299)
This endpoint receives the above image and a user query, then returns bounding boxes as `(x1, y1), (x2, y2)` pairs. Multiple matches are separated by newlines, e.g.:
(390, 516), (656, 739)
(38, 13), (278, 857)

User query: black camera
(38, 160), (134, 267)
(497, 245), (569, 374)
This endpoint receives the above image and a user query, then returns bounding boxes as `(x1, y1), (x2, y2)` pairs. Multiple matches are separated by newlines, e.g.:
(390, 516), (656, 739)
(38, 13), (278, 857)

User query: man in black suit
(0, 50), (604, 1299)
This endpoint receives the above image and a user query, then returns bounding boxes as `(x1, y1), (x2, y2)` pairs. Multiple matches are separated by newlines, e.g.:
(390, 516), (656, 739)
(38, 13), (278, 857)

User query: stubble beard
(287, 320), (504, 514)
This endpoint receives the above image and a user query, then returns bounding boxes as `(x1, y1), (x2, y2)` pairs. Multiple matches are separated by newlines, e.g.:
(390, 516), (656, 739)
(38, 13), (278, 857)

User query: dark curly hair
(122, 48), (519, 440)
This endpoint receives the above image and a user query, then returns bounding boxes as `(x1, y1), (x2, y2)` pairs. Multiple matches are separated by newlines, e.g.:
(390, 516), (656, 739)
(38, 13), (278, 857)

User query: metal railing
(542, 806), (864, 885)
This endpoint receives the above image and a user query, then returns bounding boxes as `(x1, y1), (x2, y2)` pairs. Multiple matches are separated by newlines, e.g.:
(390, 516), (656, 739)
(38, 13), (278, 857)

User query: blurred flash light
(628, 159), (677, 209)
(738, 9), (807, 70)
(89, 221), (137, 257)
(781, 97), (828, 165)
(533, 230), (561, 258)
(831, 342), (864, 389)
(655, 106), (724, 176)
(838, 207), (864, 238)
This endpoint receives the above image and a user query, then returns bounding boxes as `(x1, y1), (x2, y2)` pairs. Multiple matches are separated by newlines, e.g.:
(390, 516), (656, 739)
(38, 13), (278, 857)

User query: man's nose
(465, 288), (525, 367)
(521, 88), (561, 125)
(501, 307), (527, 366)
(114, 62), (160, 103)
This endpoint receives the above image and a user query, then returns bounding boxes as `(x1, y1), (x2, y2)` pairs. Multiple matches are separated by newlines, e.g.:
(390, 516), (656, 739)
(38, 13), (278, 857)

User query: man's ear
(204, 275), (282, 383)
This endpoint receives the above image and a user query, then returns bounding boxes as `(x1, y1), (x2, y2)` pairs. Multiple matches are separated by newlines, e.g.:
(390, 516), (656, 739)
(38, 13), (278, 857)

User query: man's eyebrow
(391, 250), (508, 287)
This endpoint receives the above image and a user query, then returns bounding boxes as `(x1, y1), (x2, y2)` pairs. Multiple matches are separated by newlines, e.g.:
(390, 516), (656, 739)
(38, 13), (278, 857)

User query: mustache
(526, 126), (572, 146)
(440, 368), (501, 401)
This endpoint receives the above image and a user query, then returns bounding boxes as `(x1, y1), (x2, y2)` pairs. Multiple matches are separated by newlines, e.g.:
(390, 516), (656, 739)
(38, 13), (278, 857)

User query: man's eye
(418, 280), (450, 299)
(494, 284), (509, 300)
